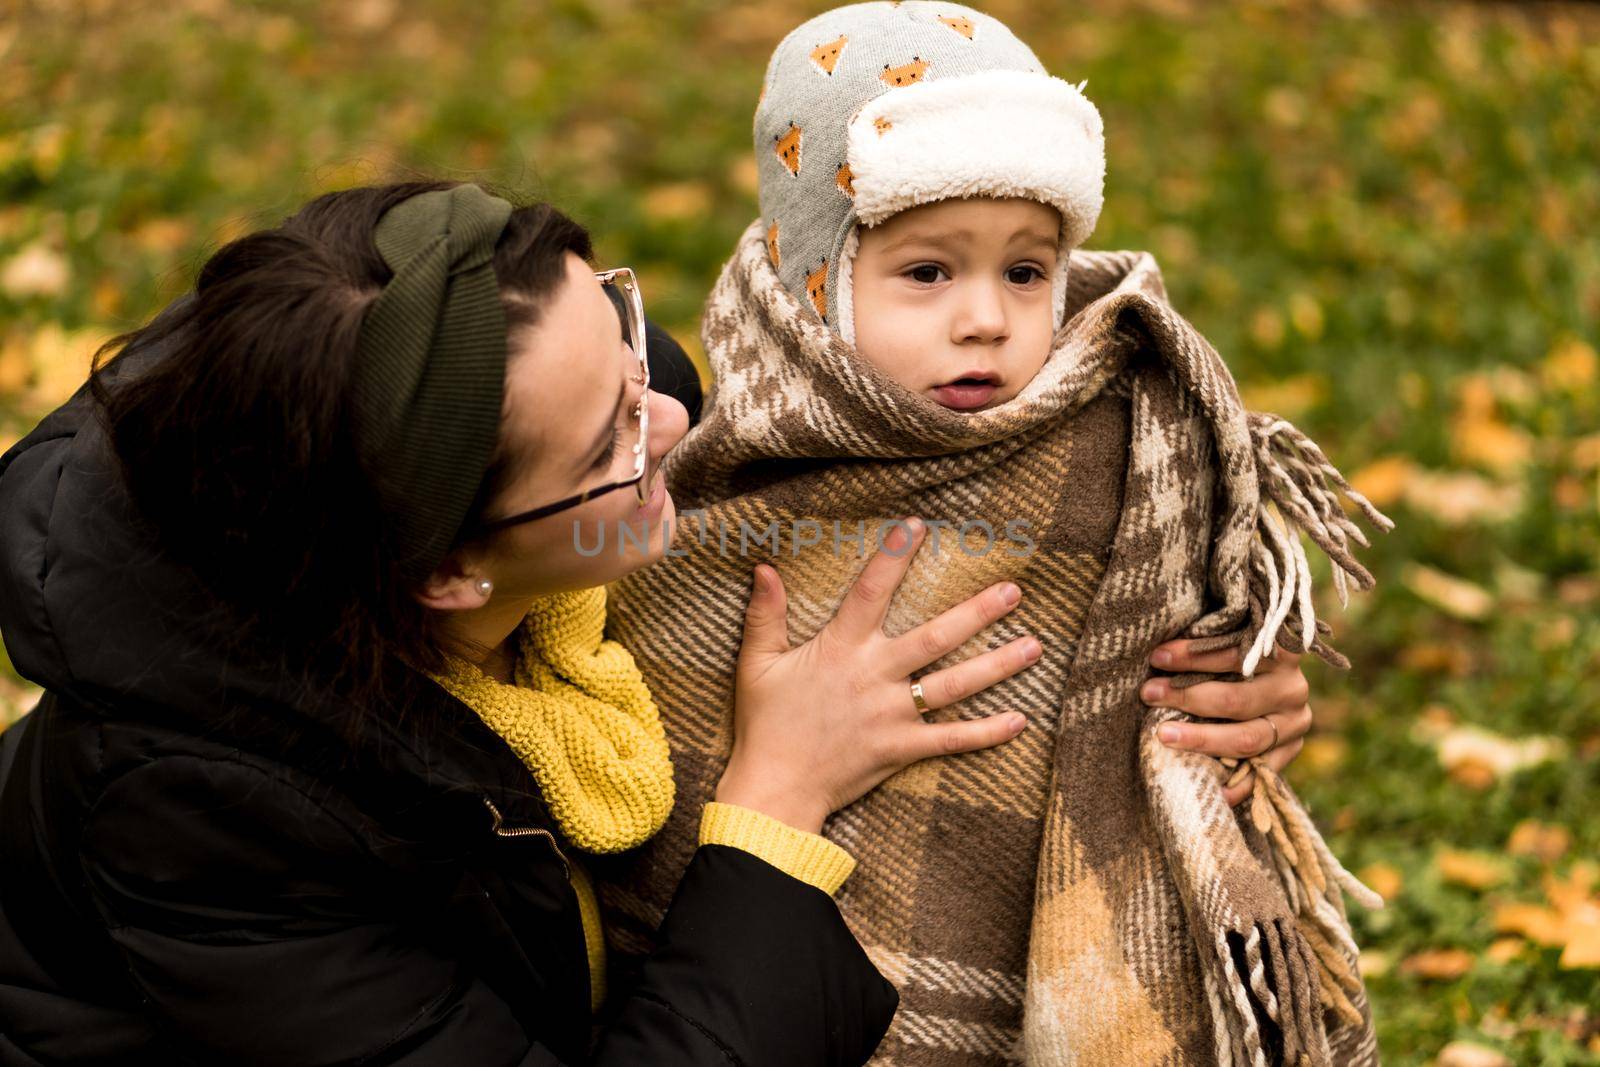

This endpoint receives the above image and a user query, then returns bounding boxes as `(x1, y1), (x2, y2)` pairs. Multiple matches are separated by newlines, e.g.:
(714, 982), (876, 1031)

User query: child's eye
(1007, 265), (1046, 286)
(906, 264), (946, 285)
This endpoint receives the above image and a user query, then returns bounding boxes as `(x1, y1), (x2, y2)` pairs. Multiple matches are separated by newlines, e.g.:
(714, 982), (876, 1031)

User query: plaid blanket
(597, 220), (1390, 1066)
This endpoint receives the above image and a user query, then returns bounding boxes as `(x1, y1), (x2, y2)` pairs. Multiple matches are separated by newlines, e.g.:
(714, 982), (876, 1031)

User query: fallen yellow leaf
(1558, 906), (1600, 969)
(1436, 1041), (1511, 1067)
(1436, 850), (1510, 891)
(1484, 938), (1524, 964)
(1397, 641), (1472, 676)
(1447, 760), (1499, 791)
(1492, 902), (1566, 946)
(1400, 947), (1474, 980)
(1358, 862), (1404, 902)
(1455, 373), (1496, 419)
(1543, 862), (1597, 914)
(1426, 723), (1567, 785)
(1451, 414), (1535, 476)
(1507, 820), (1570, 863)
(1297, 736), (1346, 774)
(1571, 433), (1600, 472)
(1347, 455), (1414, 509)
(1542, 334), (1598, 393)
(1402, 563), (1494, 621)
(0, 242), (69, 299)
(1403, 469), (1523, 527)
(0, 331), (30, 394)
(1486, 366), (1539, 409)
(130, 217), (194, 255)
(1413, 704), (1457, 737)
(1449, 375), (1535, 474)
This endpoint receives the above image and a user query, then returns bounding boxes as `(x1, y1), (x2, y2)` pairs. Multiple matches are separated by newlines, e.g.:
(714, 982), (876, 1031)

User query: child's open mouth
(932, 371), (1000, 411)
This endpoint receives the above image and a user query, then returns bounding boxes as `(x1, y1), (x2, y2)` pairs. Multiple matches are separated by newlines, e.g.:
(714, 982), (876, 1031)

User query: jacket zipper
(481, 796), (570, 879)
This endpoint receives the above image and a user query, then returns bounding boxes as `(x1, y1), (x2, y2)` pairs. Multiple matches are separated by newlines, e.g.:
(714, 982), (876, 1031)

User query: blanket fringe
(1243, 762), (1376, 1037)
(1208, 914), (1349, 1067)
(1200, 406), (1388, 1059)
(1189, 747), (1381, 1066)
(1240, 411), (1394, 675)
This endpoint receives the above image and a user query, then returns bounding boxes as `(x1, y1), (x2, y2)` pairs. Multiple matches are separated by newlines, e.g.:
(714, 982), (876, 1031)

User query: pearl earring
(475, 579), (494, 597)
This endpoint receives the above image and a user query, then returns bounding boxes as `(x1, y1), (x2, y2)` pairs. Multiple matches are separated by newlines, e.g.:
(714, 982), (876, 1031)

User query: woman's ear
(414, 550), (493, 612)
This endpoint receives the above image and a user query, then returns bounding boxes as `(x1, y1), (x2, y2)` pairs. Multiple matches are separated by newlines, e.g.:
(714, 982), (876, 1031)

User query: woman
(0, 181), (1311, 1065)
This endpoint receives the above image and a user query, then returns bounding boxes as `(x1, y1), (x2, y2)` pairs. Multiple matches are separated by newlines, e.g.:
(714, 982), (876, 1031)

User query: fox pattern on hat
(753, 1), (1106, 340)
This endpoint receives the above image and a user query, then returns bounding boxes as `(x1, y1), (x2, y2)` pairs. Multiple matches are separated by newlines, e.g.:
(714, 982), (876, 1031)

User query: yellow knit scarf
(432, 586), (675, 854)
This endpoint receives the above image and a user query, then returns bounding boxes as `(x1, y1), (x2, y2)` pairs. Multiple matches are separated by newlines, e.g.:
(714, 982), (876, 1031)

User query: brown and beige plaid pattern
(597, 221), (1390, 1066)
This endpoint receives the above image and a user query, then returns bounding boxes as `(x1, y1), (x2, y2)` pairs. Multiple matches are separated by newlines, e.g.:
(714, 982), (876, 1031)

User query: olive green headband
(353, 184), (513, 583)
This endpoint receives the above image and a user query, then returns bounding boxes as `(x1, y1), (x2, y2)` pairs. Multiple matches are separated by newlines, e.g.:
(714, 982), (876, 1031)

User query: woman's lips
(932, 382), (998, 410)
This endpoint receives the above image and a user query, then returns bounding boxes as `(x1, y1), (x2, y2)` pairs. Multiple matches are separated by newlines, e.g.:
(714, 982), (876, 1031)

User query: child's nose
(951, 281), (1011, 345)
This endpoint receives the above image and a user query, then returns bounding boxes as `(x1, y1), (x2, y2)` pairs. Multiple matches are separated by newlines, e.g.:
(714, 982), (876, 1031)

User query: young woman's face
(470, 253), (690, 598)
(851, 198), (1061, 413)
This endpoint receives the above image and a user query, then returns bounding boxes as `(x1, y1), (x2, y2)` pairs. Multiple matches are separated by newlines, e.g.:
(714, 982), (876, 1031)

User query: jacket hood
(0, 302), (240, 717)
(0, 339), (166, 707)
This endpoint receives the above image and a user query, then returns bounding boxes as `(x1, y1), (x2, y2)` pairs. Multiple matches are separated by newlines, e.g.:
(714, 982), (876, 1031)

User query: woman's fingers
(1158, 705), (1314, 758)
(830, 518), (925, 641)
(908, 635), (1041, 711)
(1222, 738), (1305, 806)
(1150, 638), (1244, 674)
(894, 711), (1028, 765)
(737, 564), (791, 667)
(1150, 639), (1304, 675)
(1146, 642), (1316, 806)
(1141, 667), (1309, 720)
(888, 580), (1025, 677)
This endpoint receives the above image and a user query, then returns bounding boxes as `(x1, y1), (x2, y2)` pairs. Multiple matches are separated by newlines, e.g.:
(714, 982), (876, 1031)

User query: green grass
(2, 2), (1597, 1061)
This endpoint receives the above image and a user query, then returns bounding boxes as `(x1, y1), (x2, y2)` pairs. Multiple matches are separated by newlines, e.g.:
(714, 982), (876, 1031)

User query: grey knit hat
(754, 1), (1105, 343)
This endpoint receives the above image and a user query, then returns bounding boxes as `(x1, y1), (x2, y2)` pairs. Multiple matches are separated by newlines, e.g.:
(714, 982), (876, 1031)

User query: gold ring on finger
(1256, 715), (1280, 757)
(910, 681), (929, 713)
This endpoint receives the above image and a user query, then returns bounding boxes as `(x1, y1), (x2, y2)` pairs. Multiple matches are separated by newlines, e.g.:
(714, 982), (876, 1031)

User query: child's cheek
(855, 305), (936, 392)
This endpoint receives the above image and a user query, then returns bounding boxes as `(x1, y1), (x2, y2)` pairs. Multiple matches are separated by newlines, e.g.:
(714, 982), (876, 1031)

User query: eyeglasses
(471, 267), (651, 533)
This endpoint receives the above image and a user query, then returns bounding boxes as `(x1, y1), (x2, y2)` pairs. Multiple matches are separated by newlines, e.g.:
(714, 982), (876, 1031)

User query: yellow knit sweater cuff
(699, 802), (856, 896)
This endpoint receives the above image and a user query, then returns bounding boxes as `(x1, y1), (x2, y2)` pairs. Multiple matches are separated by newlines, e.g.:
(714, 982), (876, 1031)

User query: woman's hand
(1141, 639), (1313, 807)
(717, 518), (1040, 834)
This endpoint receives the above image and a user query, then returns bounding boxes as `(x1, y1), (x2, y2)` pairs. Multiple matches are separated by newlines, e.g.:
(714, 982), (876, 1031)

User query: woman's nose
(646, 389), (689, 463)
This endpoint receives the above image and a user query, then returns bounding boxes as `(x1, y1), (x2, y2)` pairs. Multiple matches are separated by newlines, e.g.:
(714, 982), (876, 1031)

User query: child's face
(852, 198), (1061, 413)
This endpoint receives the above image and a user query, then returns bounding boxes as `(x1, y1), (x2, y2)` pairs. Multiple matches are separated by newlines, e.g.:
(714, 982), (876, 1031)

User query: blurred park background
(1, 0), (1596, 1062)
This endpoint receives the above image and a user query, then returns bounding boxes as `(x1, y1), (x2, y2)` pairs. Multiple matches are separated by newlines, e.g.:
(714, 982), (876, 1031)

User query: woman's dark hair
(89, 181), (592, 720)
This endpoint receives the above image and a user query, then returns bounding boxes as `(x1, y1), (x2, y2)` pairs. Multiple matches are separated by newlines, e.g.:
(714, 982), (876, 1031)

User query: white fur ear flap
(846, 69), (1106, 250)
(1051, 242), (1072, 330)
(836, 226), (861, 346)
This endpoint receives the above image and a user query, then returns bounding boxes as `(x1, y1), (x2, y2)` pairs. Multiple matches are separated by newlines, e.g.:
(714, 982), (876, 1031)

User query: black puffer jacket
(0, 321), (896, 1065)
